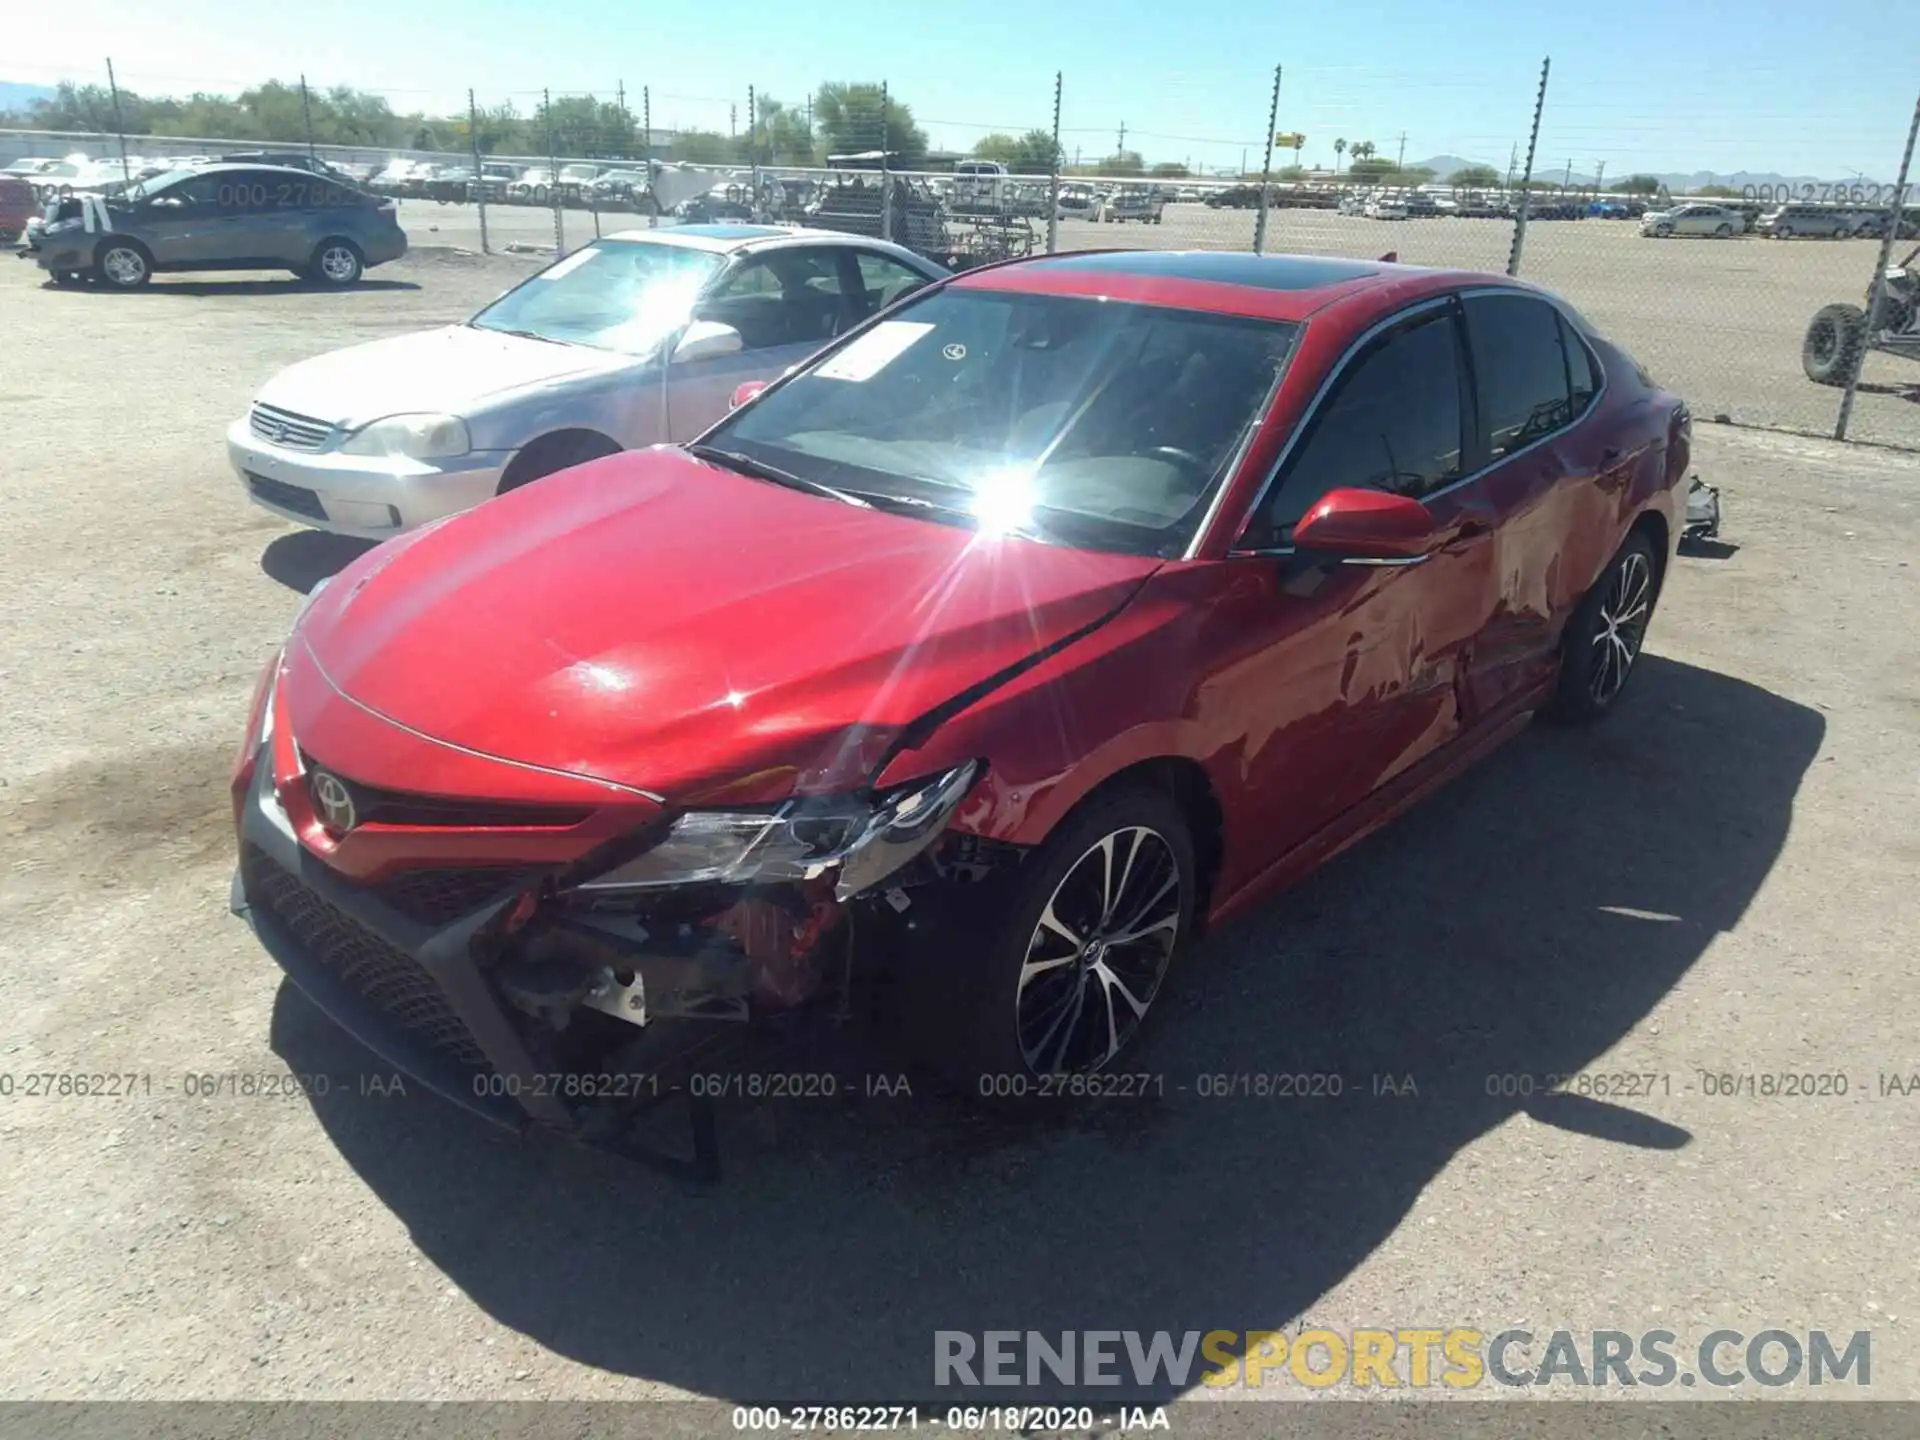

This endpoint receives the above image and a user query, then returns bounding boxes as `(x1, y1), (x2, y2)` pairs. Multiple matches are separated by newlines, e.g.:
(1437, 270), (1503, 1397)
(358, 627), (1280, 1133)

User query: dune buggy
(1803, 243), (1920, 386)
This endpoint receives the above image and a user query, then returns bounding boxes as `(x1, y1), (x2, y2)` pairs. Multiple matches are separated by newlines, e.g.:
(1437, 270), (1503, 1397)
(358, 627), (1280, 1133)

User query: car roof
(952, 249), (1479, 322)
(601, 223), (915, 255)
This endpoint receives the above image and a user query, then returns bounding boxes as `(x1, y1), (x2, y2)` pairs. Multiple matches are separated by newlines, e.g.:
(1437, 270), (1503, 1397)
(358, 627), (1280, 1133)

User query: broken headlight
(571, 760), (981, 902)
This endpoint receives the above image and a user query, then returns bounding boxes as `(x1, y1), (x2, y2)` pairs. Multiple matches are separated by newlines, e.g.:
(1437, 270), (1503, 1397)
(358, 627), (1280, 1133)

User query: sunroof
(1030, 250), (1382, 291)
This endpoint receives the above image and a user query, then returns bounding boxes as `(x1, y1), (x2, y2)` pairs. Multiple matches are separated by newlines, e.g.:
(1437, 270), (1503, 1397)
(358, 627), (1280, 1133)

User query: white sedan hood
(255, 325), (631, 427)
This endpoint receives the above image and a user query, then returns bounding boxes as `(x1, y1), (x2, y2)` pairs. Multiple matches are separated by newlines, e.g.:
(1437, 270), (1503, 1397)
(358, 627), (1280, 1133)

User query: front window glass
(468, 239), (723, 354)
(712, 288), (1299, 557)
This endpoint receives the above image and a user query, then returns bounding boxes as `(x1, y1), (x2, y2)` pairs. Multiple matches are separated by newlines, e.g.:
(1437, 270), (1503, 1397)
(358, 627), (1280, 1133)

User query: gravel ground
(400, 196), (1920, 452)
(1, 248), (1918, 1407)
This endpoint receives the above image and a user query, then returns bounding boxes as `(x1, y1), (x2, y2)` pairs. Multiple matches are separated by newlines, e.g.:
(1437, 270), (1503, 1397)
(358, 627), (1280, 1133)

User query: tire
(1801, 302), (1866, 386)
(1541, 530), (1659, 725)
(1652, 224), (1672, 238)
(93, 239), (152, 289)
(497, 431), (621, 494)
(1714, 223), (1733, 237)
(1774, 225), (1792, 240)
(308, 239), (364, 286)
(908, 785), (1197, 1098)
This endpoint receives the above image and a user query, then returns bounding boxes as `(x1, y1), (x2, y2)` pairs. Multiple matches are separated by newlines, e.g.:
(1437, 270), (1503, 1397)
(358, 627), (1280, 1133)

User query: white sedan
(228, 226), (947, 538)
(1641, 203), (1742, 238)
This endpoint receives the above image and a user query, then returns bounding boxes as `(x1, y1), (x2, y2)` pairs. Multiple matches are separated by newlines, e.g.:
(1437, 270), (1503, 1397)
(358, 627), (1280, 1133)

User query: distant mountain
(0, 81), (56, 114)
(1407, 154), (1880, 193)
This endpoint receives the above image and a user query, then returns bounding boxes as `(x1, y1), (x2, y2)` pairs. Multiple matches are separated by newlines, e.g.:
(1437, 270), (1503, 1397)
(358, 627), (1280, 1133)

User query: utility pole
(1396, 130), (1406, 169)
(299, 74), (317, 162)
(1117, 121), (1126, 158)
(1594, 159), (1606, 195)
(1506, 142), (1518, 189)
(616, 80), (626, 154)
(104, 57), (132, 185)
(729, 103), (736, 138)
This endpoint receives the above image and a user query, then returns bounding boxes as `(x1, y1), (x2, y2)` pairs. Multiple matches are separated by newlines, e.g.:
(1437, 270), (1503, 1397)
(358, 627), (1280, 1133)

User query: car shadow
(270, 654), (1822, 1405)
(260, 531), (376, 593)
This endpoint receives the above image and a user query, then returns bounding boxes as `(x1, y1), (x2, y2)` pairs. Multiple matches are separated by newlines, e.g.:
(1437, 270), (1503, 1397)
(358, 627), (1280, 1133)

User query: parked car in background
(228, 226), (947, 537)
(1365, 196), (1408, 220)
(507, 166), (555, 204)
(1054, 182), (1104, 221)
(228, 248), (1688, 1136)
(1099, 185), (1164, 224)
(1758, 203), (1863, 239)
(1641, 203), (1741, 238)
(0, 174), (36, 244)
(1204, 183), (1262, 209)
(28, 163), (404, 288)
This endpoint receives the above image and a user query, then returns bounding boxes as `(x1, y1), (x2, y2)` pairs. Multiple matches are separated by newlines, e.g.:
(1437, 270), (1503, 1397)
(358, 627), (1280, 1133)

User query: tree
(1350, 140), (1377, 163)
(673, 130), (732, 165)
(972, 129), (1061, 175)
(1334, 137), (1347, 172)
(1616, 173), (1663, 195)
(813, 82), (927, 167)
(1697, 184), (1739, 197)
(1447, 164), (1501, 188)
(1149, 161), (1189, 178)
(1275, 165), (1306, 181)
(1348, 157), (1395, 179)
(1095, 149), (1144, 176)
(745, 95), (817, 166)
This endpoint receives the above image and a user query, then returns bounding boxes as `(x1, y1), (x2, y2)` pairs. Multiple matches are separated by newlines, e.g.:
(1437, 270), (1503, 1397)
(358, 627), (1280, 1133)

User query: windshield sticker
(537, 247), (602, 282)
(815, 321), (935, 381)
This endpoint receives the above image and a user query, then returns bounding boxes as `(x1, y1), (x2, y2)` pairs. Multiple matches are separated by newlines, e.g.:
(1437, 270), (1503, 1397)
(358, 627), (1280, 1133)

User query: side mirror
(672, 320), (744, 364)
(729, 379), (770, 410)
(1290, 488), (1439, 565)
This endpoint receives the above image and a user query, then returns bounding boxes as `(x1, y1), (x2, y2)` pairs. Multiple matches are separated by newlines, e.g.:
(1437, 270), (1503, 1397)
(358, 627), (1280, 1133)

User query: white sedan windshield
(468, 239), (724, 354)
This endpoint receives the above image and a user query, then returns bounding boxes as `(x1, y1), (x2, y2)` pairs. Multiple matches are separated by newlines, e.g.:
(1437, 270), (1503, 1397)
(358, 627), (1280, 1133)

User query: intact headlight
(573, 760), (982, 903)
(339, 413), (471, 460)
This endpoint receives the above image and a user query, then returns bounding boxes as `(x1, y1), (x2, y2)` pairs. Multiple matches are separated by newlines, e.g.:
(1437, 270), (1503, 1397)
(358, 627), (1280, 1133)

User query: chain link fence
(5, 60), (1918, 450)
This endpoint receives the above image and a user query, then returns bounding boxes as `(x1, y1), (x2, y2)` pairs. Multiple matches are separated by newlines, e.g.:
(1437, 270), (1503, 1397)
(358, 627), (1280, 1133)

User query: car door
(1453, 289), (1599, 717)
(134, 173), (226, 266)
(1216, 298), (1496, 872)
(664, 247), (864, 440)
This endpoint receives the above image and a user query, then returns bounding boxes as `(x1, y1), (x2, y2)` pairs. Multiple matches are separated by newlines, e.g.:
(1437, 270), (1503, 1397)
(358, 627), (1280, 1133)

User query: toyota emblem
(310, 771), (358, 834)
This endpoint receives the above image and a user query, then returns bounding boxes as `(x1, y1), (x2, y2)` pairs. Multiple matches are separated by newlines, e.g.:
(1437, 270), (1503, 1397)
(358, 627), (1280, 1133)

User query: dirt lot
(408, 196), (1920, 452)
(1, 249), (1918, 1407)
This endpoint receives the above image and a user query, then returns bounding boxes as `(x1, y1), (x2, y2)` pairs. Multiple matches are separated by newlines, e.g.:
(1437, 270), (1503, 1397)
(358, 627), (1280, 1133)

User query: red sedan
(232, 249), (1689, 1137)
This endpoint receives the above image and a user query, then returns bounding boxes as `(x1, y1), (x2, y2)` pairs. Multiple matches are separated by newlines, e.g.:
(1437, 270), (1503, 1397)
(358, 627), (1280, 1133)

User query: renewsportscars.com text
(934, 1328), (1871, 1390)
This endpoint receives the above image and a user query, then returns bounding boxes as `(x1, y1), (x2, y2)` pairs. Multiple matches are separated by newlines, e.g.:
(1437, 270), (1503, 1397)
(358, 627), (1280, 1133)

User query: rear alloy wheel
(1715, 223), (1733, 237)
(95, 241), (151, 289)
(1543, 532), (1658, 724)
(310, 240), (364, 286)
(1653, 223), (1672, 238)
(1774, 224), (1793, 240)
(913, 787), (1196, 1097)
(1802, 302), (1867, 386)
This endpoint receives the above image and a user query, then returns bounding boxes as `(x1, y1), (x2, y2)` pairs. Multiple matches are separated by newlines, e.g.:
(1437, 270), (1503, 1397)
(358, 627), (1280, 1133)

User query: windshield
(468, 238), (723, 354)
(710, 288), (1300, 557)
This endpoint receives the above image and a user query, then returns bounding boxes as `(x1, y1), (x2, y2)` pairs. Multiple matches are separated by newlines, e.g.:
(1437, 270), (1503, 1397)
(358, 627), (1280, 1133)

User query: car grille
(372, 866), (536, 927)
(249, 403), (335, 452)
(246, 473), (327, 521)
(242, 845), (492, 1071)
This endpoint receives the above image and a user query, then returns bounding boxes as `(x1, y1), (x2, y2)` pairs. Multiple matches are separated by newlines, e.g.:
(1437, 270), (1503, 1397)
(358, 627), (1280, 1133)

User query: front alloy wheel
(98, 243), (150, 288)
(1016, 827), (1183, 1074)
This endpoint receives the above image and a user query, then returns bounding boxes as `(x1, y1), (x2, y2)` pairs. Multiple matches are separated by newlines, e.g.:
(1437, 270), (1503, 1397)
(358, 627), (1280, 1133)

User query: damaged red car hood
(294, 446), (1160, 803)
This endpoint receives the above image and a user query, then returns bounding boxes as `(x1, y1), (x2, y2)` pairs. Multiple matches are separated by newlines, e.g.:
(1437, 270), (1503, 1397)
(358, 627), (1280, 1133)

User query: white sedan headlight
(572, 761), (982, 903)
(339, 413), (471, 460)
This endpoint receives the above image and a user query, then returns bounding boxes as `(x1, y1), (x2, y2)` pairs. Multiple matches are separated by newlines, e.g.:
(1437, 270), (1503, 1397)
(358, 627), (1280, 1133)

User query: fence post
(468, 88), (490, 255)
(1506, 57), (1551, 277)
(300, 75), (317, 163)
(749, 85), (761, 222)
(1835, 89), (1920, 442)
(1047, 71), (1063, 255)
(104, 57), (131, 186)
(1252, 65), (1282, 255)
(544, 88), (563, 257)
(642, 86), (656, 228)
(879, 81), (894, 244)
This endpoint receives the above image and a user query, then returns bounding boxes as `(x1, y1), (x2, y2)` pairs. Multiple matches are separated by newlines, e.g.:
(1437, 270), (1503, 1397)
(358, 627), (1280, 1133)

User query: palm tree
(1334, 138), (1347, 173)
(1352, 140), (1376, 164)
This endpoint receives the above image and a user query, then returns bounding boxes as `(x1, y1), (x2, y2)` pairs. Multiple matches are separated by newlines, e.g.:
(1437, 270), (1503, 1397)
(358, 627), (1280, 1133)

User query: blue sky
(15, 0), (1917, 178)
